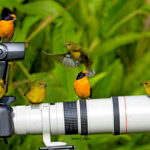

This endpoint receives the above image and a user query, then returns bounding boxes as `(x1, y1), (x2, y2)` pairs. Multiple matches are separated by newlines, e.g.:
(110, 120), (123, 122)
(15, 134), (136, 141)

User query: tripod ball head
(0, 43), (25, 61)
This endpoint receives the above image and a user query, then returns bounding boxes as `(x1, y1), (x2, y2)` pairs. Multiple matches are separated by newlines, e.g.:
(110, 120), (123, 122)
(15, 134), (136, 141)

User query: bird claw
(66, 54), (70, 58)
(87, 69), (95, 77)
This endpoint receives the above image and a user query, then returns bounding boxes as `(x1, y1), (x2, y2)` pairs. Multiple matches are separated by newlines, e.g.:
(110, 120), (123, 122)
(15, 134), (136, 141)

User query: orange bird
(0, 14), (17, 42)
(74, 71), (92, 99)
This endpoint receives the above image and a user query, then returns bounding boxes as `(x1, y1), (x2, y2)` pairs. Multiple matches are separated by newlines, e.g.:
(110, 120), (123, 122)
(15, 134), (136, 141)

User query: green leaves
(94, 32), (150, 57)
(16, 1), (63, 17)
(93, 59), (124, 98)
(0, 0), (17, 10)
(89, 72), (107, 88)
(14, 16), (40, 42)
(100, 0), (130, 35)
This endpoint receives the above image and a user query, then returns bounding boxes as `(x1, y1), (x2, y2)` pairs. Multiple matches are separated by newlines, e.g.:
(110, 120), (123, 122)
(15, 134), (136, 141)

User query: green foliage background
(1, 0), (150, 149)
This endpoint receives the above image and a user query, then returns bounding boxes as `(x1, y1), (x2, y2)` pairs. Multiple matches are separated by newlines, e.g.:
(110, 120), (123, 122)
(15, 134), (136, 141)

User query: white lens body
(12, 95), (150, 135)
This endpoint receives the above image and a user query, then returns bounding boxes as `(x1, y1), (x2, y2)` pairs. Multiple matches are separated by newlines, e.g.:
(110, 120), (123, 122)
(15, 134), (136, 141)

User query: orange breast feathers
(74, 76), (91, 99)
(0, 20), (14, 41)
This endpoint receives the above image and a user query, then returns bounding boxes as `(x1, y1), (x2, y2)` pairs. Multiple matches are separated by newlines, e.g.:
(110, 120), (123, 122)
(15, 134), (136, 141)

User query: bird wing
(80, 52), (95, 76)
(42, 51), (80, 68)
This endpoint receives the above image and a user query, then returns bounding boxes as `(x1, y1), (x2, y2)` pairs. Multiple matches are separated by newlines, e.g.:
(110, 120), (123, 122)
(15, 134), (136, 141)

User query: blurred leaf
(107, 9), (149, 37)
(0, 0), (17, 9)
(100, 0), (130, 34)
(142, 4), (150, 12)
(93, 59), (123, 98)
(123, 50), (150, 95)
(89, 72), (107, 87)
(14, 16), (40, 42)
(16, 1), (63, 17)
(94, 32), (150, 57)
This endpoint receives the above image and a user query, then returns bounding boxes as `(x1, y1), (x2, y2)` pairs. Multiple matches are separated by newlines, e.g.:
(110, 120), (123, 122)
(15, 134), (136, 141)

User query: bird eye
(39, 83), (42, 85)
(144, 83), (148, 85)
(68, 43), (71, 46)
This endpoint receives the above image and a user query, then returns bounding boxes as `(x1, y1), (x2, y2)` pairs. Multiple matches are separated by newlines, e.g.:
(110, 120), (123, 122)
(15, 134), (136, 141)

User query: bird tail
(82, 53), (95, 76)
(81, 52), (93, 70)
(42, 50), (65, 59)
(42, 50), (54, 56)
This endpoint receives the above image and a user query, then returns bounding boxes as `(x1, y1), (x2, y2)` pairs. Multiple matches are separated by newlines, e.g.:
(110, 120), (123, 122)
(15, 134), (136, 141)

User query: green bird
(42, 41), (95, 76)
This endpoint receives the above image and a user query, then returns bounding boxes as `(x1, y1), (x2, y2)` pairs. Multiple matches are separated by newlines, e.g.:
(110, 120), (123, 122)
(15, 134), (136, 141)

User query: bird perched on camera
(74, 71), (91, 99)
(0, 78), (6, 99)
(42, 41), (95, 76)
(0, 13), (17, 42)
(141, 80), (150, 96)
(24, 80), (47, 104)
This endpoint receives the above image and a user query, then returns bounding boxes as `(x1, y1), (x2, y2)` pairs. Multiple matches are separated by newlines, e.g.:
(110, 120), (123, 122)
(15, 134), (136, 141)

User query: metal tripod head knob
(0, 44), (7, 60)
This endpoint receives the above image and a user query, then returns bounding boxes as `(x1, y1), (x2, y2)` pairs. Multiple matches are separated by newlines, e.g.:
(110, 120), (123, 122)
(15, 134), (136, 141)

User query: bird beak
(10, 14), (17, 21)
(43, 84), (47, 88)
(85, 73), (88, 76)
(64, 45), (68, 48)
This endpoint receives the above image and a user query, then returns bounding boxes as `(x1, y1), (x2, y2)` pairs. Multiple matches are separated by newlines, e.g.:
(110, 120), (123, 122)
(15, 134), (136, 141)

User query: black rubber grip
(112, 96), (120, 135)
(63, 102), (78, 134)
(80, 100), (88, 135)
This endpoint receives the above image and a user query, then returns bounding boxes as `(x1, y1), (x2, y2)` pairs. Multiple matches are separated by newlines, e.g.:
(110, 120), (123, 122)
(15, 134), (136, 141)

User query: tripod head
(0, 42), (25, 85)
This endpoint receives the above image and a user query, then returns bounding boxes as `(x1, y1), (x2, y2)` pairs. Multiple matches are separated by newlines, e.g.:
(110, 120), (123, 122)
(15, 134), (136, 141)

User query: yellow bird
(142, 80), (150, 96)
(24, 80), (47, 104)
(0, 78), (6, 99)
(42, 41), (95, 76)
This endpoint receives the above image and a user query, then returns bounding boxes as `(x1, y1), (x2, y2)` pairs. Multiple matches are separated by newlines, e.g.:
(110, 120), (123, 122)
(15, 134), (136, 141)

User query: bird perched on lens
(24, 80), (47, 104)
(42, 41), (95, 76)
(0, 13), (17, 42)
(74, 71), (91, 99)
(141, 80), (150, 96)
(0, 78), (6, 99)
